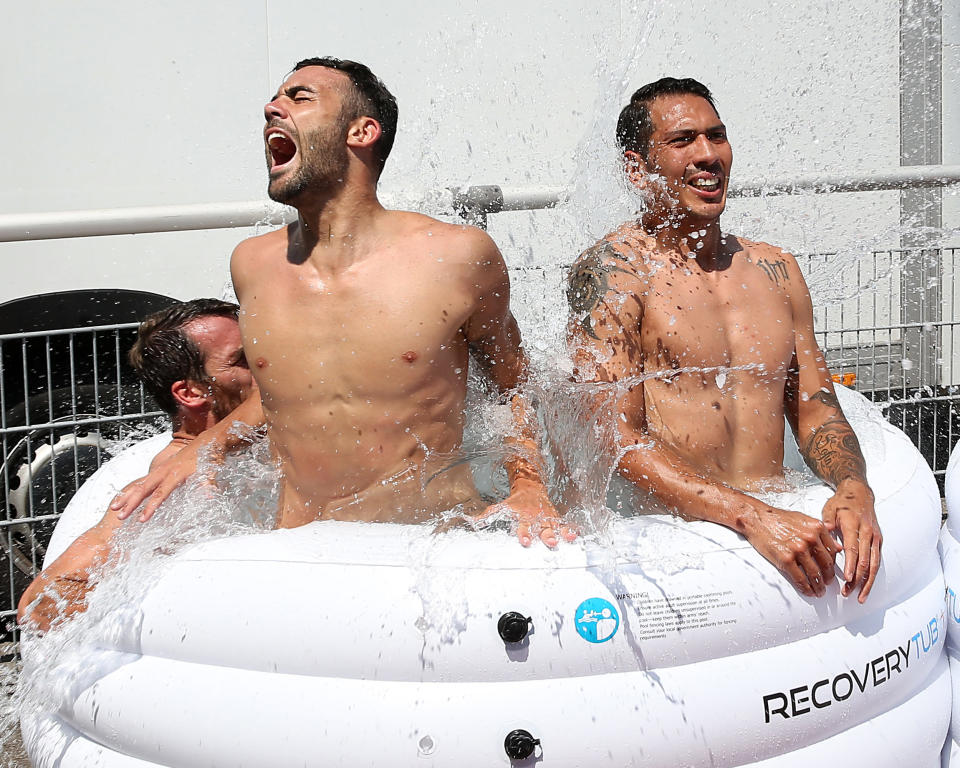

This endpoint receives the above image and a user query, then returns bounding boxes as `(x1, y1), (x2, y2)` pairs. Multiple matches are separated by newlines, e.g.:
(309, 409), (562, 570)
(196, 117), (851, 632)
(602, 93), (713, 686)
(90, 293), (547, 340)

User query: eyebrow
(269, 84), (317, 101)
(663, 123), (727, 138)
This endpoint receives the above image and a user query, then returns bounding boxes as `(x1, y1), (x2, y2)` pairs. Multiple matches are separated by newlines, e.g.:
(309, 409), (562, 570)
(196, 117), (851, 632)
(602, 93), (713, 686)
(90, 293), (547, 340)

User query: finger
(138, 485), (172, 523)
(516, 521), (533, 548)
(853, 525), (873, 593)
(821, 502), (838, 532)
(539, 524), (559, 549)
(859, 535), (883, 604)
(819, 529), (841, 557)
(797, 551), (825, 597)
(811, 537), (837, 584)
(838, 518), (860, 586)
(560, 524), (578, 543)
(785, 560), (816, 597)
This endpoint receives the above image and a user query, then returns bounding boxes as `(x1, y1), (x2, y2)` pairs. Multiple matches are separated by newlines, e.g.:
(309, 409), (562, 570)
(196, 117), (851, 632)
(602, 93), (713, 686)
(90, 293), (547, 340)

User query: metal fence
(2, 246), (959, 654)
(809, 246), (960, 488)
(0, 323), (164, 655)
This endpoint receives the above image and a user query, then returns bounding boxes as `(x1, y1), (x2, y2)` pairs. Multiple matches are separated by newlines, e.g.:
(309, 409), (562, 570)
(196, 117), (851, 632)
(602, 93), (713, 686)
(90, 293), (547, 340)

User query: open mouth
(266, 130), (297, 170)
(686, 173), (723, 198)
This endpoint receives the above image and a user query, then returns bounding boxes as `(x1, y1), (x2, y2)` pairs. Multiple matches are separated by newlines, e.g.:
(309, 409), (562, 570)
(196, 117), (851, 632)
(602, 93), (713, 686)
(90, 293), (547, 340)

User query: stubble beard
(267, 121), (350, 205)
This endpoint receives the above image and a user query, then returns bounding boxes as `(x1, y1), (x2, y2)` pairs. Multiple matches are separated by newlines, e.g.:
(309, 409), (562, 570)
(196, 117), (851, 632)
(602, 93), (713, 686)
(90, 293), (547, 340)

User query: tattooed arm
(783, 252), (881, 603)
(567, 241), (839, 599)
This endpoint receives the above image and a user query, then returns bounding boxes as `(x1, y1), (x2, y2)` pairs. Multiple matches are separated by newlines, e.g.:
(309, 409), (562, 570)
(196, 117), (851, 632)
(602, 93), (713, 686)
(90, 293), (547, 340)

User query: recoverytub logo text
(762, 614), (942, 723)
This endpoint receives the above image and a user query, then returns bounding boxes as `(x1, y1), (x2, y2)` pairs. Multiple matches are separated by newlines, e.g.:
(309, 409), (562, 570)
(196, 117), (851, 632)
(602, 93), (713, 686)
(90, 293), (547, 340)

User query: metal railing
(2, 165), (959, 241)
(0, 323), (164, 654)
(2, 168), (960, 653)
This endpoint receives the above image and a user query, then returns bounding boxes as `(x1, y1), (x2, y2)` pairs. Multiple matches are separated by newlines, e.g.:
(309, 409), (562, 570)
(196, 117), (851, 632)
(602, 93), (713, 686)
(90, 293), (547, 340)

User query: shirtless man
(112, 58), (567, 546)
(568, 77), (880, 601)
(19, 299), (254, 629)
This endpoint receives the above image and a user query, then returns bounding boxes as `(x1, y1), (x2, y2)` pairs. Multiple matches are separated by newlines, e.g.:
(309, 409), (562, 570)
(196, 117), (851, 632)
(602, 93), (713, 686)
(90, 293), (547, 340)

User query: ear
(345, 116), (382, 150)
(623, 150), (650, 188)
(170, 379), (211, 412)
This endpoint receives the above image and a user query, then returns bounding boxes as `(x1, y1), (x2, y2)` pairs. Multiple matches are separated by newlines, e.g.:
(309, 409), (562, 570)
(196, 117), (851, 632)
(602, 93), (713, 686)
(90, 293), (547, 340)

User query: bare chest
(639, 262), (796, 374)
(239, 266), (475, 392)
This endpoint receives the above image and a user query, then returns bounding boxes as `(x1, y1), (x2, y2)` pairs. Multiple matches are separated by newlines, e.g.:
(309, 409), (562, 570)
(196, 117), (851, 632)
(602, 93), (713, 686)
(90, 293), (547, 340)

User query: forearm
(503, 391), (547, 489)
(17, 524), (114, 629)
(617, 434), (767, 534)
(799, 416), (870, 491)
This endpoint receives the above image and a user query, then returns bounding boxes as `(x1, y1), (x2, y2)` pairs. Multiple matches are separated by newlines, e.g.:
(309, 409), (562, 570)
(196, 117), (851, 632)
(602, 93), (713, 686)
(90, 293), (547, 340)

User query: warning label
(616, 590), (738, 640)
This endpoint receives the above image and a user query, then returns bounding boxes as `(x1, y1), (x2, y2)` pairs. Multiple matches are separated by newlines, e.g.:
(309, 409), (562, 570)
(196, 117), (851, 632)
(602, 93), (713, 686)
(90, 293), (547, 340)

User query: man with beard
(567, 78), (881, 601)
(19, 299), (255, 629)
(111, 58), (569, 545)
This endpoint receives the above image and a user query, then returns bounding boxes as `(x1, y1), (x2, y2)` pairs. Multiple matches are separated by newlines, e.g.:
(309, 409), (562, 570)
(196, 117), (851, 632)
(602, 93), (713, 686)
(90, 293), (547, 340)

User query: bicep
(787, 262), (842, 428)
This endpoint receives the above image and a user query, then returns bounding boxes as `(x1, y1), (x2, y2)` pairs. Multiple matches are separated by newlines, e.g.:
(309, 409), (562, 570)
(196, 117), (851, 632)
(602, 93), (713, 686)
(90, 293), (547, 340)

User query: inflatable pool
(43, 432), (171, 568)
(21, 388), (949, 767)
(940, 444), (960, 766)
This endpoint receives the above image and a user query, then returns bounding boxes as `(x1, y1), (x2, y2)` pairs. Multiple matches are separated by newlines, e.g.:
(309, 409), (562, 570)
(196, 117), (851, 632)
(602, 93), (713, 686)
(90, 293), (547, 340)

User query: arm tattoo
(810, 389), (841, 410)
(756, 257), (789, 286)
(566, 242), (632, 340)
(802, 420), (867, 487)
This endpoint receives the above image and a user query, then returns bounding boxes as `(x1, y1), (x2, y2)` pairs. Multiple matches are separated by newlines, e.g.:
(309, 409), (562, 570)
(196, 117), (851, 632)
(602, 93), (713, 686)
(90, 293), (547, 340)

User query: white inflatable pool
(43, 432), (171, 568)
(939, 444), (960, 766)
(21, 388), (948, 767)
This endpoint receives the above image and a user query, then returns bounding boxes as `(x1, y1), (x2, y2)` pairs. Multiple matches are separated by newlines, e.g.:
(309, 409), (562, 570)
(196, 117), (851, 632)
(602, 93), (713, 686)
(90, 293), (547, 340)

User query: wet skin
(112, 65), (568, 546)
(235, 213), (513, 526)
(569, 92), (880, 601)
(18, 315), (252, 630)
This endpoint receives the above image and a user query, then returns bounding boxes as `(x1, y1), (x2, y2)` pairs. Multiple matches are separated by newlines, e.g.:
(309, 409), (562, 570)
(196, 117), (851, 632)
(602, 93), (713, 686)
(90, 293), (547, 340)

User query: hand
(481, 479), (576, 548)
(821, 479), (881, 603)
(741, 504), (840, 598)
(110, 439), (206, 522)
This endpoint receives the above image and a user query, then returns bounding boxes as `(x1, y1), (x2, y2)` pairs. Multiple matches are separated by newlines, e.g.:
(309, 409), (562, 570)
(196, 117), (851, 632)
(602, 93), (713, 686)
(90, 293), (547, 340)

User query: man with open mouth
(566, 77), (881, 601)
(110, 57), (570, 547)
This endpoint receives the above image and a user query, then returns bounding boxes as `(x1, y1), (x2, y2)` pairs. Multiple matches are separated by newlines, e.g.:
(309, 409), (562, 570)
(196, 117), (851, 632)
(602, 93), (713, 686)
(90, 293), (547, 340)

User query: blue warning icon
(574, 597), (620, 643)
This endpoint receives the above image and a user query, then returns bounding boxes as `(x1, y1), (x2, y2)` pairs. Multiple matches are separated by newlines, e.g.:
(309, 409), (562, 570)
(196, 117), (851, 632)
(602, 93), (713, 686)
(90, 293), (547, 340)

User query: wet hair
(616, 77), (719, 161)
(293, 57), (399, 177)
(128, 298), (239, 418)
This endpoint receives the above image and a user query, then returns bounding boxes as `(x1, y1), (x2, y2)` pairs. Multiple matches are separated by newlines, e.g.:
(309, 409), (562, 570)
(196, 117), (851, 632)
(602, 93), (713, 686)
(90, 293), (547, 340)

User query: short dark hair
(293, 57), (399, 177)
(616, 77), (718, 161)
(128, 298), (239, 418)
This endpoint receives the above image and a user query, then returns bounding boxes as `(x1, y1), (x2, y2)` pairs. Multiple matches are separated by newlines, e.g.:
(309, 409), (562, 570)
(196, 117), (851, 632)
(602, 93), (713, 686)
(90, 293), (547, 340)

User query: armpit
(566, 242), (632, 340)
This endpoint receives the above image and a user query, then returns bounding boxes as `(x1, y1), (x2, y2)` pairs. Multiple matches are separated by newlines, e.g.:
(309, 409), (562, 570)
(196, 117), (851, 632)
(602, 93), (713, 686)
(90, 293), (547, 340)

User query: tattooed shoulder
(566, 243), (633, 339)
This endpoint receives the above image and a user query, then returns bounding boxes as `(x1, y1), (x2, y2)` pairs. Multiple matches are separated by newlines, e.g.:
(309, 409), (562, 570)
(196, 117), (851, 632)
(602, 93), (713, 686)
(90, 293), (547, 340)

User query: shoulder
(392, 211), (506, 279)
(394, 211), (499, 255)
(567, 228), (651, 307)
(231, 225), (288, 266)
(736, 237), (801, 269)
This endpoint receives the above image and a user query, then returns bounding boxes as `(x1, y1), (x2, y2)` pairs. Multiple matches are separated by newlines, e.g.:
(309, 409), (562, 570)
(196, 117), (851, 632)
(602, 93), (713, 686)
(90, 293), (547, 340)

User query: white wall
(0, 0), (940, 341)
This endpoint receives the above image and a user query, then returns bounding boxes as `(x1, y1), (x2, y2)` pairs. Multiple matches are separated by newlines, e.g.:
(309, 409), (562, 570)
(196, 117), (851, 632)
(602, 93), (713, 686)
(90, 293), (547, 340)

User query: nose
(691, 133), (720, 166)
(264, 98), (287, 122)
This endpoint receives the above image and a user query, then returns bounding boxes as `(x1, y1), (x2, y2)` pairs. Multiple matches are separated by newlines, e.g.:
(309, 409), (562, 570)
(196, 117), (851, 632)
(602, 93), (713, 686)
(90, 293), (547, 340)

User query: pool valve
(497, 612), (532, 643)
(504, 729), (540, 760)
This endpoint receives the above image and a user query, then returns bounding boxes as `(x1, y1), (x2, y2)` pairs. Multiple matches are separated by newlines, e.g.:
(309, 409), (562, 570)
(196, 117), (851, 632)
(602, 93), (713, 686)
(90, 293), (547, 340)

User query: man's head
(263, 57), (398, 204)
(128, 299), (253, 428)
(616, 78), (732, 227)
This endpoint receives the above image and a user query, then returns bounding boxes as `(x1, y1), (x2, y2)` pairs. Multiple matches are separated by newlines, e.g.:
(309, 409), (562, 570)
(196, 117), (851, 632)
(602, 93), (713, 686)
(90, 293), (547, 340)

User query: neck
(293, 179), (385, 265)
(173, 409), (216, 438)
(646, 214), (726, 269)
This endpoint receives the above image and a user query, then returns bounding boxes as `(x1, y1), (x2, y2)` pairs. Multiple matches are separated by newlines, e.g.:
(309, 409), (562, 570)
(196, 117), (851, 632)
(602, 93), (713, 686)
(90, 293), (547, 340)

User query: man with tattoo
(110, 58), (570, 548)
(568, 77), (881, 601)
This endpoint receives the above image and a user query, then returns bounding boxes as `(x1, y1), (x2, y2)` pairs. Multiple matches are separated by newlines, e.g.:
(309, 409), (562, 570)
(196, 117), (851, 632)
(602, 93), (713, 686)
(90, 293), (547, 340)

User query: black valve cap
(498, 612), (532, 643)
(504, 729), (540, 760)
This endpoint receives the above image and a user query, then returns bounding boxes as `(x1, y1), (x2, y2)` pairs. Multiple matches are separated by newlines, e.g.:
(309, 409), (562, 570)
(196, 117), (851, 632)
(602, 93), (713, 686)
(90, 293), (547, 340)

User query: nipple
(401, 351), (419, 363)
(256, 357), (268, 369)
